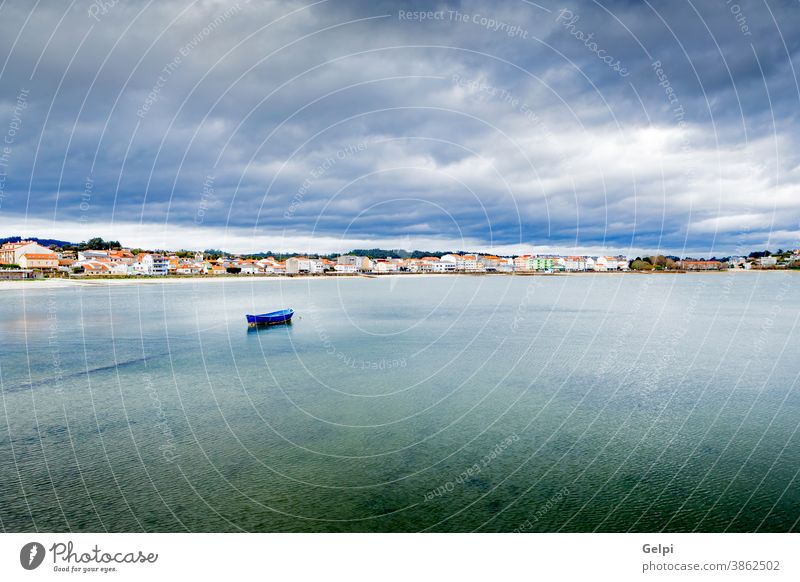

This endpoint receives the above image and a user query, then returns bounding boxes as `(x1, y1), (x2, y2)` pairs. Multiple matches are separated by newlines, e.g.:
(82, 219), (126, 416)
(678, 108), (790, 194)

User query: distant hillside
(0, 236), (76, 248)
(345, 249), (510, 259)
(242, 249), (476, 260)
(242, 249), (455, 260)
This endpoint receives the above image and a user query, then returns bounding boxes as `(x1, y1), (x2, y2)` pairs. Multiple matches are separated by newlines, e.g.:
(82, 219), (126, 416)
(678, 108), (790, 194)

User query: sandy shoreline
(0, 275), (339, 290)
(0, 273), (451, 290)
(0, 269), (787, 291)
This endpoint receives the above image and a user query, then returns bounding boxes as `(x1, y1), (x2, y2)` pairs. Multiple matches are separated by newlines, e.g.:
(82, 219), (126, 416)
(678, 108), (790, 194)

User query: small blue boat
(246, 308), (294, 327)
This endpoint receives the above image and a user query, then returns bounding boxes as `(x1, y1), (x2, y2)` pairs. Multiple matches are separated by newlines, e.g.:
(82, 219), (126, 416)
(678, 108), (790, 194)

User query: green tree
(630, 259), (655, 271)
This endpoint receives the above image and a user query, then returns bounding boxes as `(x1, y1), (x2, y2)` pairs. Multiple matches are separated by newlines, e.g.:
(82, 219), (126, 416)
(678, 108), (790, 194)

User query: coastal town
(1, 238), (799, 280)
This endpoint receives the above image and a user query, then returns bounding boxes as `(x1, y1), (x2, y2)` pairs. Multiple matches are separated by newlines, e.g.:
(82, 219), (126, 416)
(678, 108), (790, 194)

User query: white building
(256, 258), (283, 274)
(337, 255), (371, 271)
(562, 256), (588, 271)
(461, 254), (483, 272)
(439, 254), (462, 268)
(594, 256), (628, 271)
(429, 261), (457, 273)
(107, 262), (132, 275)
(286, 257), (322, 274)
(372, 259), (399, 273)
(135, 254), (168, 276)
(727, 256), (747, 268)
(72, 260), (128, 275)
(78, 250), (110, 262)
(107, 250), (135, 265)
(592, 256), (609, 271)
(496, 257), (514, 272)
(759, 256), (778, 267)
(176, 263), (202, 275)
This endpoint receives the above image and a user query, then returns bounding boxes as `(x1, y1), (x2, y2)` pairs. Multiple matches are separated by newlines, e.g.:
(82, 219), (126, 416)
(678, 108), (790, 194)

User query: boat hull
(246, 309), (294, 326)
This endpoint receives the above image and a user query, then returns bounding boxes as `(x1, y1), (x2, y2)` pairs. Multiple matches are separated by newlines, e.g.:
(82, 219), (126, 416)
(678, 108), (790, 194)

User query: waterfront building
(727, 256), (747, 268)
(478, 255), (502, 270)
(513, 255), (532, 271)
(239, 261), (259, 275)
(176, 263), (202, 275)
(167, 256), (181, 273)
(460, 254), (484, 272)
(563, 256), (588, 271)
(430, 261), (457, 272)
(679, 260), (723, 271)
(106, 262), (133, 275)
(402, 259), (420, 272)
(759, 256), (778, 267)
(78, 250), (110, 262)
(531, 256), (555, 271)
(416, 257), (439, 272)
(76, 260), (131, 275)
(513, 255), (553, 271)
(286, 257), (323, 274)
(608, 256), (630, 270)
(135, 253), (169, 275)
(373, 259), (400, 273)
(79, 261), (111, 275)
(439, 254), (468, 270)
(256, 258), (281, 274)
(337, 255), (370, 271)
(0, 268), (36, 279)
(497, 257), (515, 272)
(19, 253), (59, 271)
(0, 240), (56, 264)
(107, 250), (135, 264)
(58, 258), (76, 273)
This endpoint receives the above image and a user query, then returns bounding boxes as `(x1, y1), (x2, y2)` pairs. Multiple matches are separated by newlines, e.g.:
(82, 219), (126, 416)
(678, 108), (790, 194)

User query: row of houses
(299, 252), (799, 274)
(73, 250), (294, 276)
(0, 241), (631, 276)
(0, 241), (628, 276)
(0, 240), (61, 271)
(741, 253), (800, 268)
(282, 253), (631, 274)
(513, 255), (630, 272)
(288, 253), (796, 274)
(682, 252), (800, 270)
(0, 241), (330, 276)
(4, 239), (796, 277)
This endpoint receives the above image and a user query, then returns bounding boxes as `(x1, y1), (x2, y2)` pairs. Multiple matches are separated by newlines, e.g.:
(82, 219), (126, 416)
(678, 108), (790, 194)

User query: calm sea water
(1, 273), (799, 532)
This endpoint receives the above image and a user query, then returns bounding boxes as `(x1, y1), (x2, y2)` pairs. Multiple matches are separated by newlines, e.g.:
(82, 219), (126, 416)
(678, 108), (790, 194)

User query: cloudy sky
(0, 0), (798, 255)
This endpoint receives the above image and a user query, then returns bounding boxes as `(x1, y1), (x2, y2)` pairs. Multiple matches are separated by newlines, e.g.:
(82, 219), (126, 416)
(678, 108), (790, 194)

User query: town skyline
(1, 233), (793, 263)
(3, 235), (796, 279)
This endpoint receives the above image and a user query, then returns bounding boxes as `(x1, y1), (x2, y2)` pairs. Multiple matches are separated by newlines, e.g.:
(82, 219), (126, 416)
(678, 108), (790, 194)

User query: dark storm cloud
(0, 0), (798, 254)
